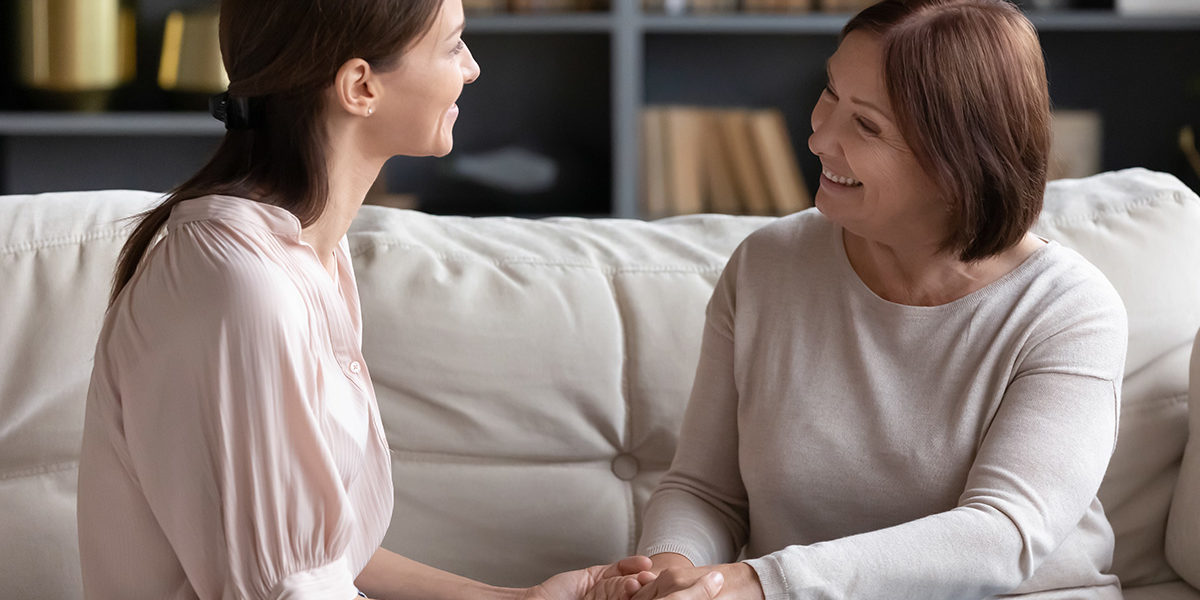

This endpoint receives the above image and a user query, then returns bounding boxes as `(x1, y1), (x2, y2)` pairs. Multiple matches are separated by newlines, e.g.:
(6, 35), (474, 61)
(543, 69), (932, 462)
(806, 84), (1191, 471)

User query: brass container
(17, 0), (135, 110)
(158, 6), (228, 106)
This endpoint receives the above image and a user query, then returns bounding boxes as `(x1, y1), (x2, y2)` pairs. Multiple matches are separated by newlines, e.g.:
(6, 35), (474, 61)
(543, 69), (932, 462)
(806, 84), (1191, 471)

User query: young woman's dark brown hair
(109, 0), (442, 305)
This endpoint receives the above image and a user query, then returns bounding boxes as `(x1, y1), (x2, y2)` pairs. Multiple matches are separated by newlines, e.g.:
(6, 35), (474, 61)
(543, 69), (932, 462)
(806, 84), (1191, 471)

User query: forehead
(828, 31), (886, 91)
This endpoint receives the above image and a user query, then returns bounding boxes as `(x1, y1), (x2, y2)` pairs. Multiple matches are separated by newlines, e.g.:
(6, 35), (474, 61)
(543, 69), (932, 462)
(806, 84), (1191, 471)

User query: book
(640, 107), (672, 219)
(719, 109), (774, 216)
(664, 107), (707, 215)
(463, 0), (507, 13)
(747, 108), (812, 214)
(702, 109), (742, 214)
(818, 0), (873, 13)
(1048, 110), (1102, 181)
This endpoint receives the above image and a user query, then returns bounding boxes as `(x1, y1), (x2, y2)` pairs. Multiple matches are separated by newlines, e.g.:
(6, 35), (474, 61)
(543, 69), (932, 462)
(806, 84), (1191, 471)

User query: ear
(332, 58), (378, 118)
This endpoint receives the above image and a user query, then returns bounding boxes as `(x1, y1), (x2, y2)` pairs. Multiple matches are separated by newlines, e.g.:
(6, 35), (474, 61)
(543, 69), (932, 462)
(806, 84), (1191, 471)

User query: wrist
(649, 552), (695, 574)
(716, 563), (765, 600)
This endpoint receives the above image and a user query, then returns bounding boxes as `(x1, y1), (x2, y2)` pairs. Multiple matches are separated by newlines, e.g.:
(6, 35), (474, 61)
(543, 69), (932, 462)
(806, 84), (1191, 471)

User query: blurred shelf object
(0, 111), (222, 136)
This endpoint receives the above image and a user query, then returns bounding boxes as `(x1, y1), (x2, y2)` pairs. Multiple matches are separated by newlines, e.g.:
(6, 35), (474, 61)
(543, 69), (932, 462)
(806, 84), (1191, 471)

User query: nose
(808, 101), (836, 158)
(463, 48), (481, 85)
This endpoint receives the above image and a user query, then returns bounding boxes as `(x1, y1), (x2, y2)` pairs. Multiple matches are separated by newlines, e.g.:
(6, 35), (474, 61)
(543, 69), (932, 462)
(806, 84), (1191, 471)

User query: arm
(638, 256), (750, 570)
(122, 288), (368, 600)
(355, 547), (520, 600)
(739, 298), (1127, 599)
(632, 252), (766, 599)
(358, 549), (668, 600)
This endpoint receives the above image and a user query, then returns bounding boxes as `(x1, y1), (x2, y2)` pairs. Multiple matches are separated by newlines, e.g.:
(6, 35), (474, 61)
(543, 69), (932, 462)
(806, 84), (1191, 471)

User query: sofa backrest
(0, 168), (1197, 598)
(1029, 170), (1200, 587)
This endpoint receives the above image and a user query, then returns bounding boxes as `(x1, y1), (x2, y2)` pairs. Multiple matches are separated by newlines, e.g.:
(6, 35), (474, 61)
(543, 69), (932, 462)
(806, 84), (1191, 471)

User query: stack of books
(642, 0), (872, 13)
(464, 0), (608, 13)
(641, 106), (812, 218)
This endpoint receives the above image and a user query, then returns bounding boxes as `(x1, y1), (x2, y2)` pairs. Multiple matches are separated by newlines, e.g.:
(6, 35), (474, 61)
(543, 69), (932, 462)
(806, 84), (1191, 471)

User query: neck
(300, 127), (385, 275)
(842, 229), (1041, 306)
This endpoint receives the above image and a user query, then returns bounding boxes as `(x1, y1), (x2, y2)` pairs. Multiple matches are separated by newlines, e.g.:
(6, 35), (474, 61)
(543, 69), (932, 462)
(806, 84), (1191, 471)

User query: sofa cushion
(0, 190), (162, 600)
(347, 209), (770, 585)
(1030, 169), (1200, 587)
(1166, 329), (1200, 588)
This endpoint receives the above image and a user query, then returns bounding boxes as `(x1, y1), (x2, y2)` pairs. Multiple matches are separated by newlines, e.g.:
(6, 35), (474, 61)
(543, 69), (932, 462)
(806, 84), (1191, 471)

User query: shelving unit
(2, 1), (1198, 216)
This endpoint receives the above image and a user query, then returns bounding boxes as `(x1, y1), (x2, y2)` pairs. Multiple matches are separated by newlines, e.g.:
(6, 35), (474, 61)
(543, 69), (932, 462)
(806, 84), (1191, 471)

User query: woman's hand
(630, 563), (760, 600)
(518, 556), (726, 600)
(521, 556), (652, 600)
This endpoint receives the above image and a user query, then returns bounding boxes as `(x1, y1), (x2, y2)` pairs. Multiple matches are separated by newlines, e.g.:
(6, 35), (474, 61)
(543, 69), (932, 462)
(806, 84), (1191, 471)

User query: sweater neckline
(830, 222), (1056, 315)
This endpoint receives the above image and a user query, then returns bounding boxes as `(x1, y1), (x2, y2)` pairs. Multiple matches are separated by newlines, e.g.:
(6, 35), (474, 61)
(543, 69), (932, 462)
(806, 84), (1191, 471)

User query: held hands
(627, 565), (753, 600)
(521, 556), (725, 600)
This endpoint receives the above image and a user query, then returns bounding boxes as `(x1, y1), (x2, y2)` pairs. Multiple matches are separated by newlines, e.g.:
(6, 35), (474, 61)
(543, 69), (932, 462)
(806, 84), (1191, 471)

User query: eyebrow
(447, 21), (465, 39)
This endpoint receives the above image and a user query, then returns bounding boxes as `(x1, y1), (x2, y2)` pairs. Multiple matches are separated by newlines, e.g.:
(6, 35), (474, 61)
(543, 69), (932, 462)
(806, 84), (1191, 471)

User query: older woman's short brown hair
(844, 0), (1050, 262)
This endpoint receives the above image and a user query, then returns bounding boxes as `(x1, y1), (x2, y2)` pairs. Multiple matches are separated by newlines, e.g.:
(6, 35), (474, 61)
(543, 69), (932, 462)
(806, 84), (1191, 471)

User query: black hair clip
(209, 91), (263, 130)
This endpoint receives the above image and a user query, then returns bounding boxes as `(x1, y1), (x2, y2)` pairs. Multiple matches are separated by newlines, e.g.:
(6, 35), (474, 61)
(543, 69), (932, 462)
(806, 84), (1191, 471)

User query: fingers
(669, 572), (724, 600)
(582, 573), (645, 600)
(606, 555), (654, 578)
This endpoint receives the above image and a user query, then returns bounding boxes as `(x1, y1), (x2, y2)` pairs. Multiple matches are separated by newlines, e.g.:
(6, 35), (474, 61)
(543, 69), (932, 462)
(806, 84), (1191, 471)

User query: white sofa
(2, 168), (1198, 599)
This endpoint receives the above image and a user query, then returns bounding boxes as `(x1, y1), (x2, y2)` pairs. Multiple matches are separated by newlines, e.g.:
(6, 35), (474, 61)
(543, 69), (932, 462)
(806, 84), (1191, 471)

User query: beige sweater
(638, 209), (1128, 599)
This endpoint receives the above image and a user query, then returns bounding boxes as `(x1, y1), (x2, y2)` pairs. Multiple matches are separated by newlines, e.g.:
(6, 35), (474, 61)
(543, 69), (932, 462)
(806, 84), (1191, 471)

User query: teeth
(822, 167), (862, 187)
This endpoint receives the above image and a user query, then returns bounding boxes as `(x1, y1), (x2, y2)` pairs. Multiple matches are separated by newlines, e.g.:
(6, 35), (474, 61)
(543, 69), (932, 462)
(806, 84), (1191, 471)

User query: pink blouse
(78, 195), (393, 599)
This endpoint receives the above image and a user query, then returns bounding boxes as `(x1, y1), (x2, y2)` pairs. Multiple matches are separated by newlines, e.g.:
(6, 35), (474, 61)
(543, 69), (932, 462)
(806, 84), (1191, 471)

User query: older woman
(629, 0), (1128, 598)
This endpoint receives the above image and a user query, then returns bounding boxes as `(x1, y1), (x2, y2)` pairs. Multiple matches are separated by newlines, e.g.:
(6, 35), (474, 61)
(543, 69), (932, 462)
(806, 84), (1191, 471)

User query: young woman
(628, 0), (1128, 598)
(77, 0), (722, 598)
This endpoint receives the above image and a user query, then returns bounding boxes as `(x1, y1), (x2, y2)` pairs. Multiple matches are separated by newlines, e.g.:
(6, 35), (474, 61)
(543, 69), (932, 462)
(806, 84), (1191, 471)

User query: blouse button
(349, 360), (362, 374)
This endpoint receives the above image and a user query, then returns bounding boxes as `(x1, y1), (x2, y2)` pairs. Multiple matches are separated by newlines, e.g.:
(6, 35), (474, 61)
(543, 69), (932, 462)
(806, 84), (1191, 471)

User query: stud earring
(367, 106), (374, 116)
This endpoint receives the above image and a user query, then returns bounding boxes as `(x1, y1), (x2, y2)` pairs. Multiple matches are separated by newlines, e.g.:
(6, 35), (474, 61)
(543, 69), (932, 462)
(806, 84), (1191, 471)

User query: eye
(452, 39), (465, 55)
(855, 117), (881, 136)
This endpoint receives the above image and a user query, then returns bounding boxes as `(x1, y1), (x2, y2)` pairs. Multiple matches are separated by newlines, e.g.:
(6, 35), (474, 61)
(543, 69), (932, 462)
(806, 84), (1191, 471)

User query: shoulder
(739, 207), (831, 255)
(1027, 243), (1127, 325)
(1007, 243), (1128, 376)
(124, 218), (310, 338)
(724, 208), (835, 278)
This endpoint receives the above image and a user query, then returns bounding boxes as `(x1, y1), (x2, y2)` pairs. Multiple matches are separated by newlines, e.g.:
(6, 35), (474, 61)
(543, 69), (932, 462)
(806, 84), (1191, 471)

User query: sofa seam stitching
(349, 241), (730, 275)
(0, 460), (78, 482)
(1122, 392), (1188, 416)
(1037, 190), (1193, 228)
(0, 228), (131, 258)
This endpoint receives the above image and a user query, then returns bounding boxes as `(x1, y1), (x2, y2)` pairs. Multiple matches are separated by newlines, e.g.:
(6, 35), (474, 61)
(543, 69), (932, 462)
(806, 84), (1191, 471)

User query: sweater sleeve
(743, 287), (1128, 599)
(118, 226), (362, 600)
(638, 246), (750, 566)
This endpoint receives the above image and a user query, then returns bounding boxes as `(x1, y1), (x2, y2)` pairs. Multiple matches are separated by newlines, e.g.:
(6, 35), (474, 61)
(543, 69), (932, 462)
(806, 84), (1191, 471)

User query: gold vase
(158, 6), (228, 110)
(18, 0), (136, 111)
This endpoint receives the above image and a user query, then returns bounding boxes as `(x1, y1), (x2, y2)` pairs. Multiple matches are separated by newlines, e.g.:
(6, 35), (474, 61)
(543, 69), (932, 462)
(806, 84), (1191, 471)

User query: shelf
(0, 112), (223, 136)
(641, 13), (848, 33)
(640, 10), (1200, 33)
(467, 13), (615, 33)
(1026, 11), (1200, 30)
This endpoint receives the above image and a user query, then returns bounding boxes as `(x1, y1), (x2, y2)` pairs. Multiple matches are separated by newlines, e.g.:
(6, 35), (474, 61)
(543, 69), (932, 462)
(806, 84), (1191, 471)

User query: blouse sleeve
(117, 228), (361, 600)
(742, 281), (1128, 599)
(638, 243), (751, 566)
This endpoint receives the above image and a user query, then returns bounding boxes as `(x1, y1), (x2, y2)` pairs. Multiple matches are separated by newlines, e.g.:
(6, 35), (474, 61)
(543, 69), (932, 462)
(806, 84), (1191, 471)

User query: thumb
(698, 571), (724, 598)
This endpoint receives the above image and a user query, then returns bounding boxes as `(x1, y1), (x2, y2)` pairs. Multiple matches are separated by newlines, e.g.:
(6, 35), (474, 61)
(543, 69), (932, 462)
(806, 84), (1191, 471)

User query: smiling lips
(822, 167), (863, 187)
